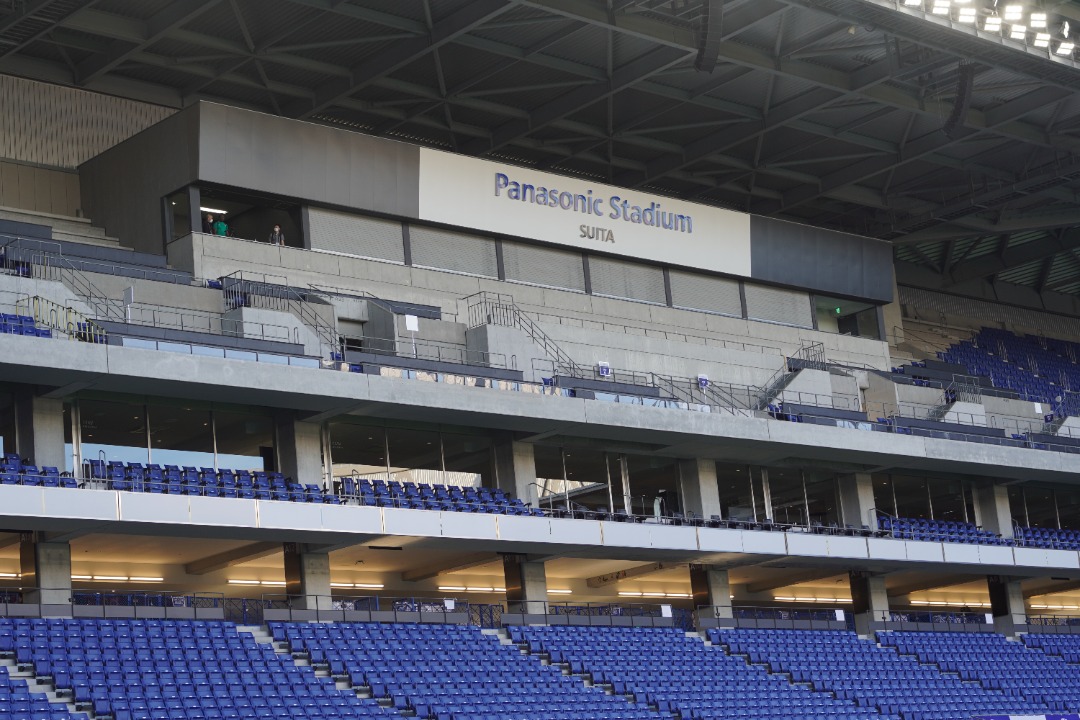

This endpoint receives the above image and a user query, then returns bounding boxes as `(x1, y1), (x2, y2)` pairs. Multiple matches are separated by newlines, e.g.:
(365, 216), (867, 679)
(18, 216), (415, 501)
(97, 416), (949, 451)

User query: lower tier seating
(715, 628), (1050, 720)
(340, 477), (543, 516)
(878, 515), (1009, 545)
(1, 617), (385, 720)
(271, 621), (658, 720)
(879, 631), (1080, 712)
(514, 625), (887, 720)
(1014, 525), (1080, 550)
(1023, 631), (1080, 709)
(0, 661), (77, 720)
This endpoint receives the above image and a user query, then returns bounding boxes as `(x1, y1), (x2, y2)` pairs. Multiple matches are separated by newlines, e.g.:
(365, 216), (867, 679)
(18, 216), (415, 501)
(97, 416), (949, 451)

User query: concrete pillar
(19, 534), (71, 608)
(988, 576), (1027, 637)
(493, 439), (537, 507)
(678, 459), (723, 521)
(14, 390), (66, 471)
(839, 473), (878, 531)
(275, 412), (325, 488)
(283, 543), (332, 610)
(503, 554), (547, 615)
(849, 571), (889, 636)
(972, 482), (1014, 539)
(690, 564), (732, 626)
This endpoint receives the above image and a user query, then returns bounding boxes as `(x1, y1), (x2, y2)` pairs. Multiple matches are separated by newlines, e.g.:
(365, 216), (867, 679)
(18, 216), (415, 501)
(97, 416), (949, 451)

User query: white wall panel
(119, 493), (188, 524)
(906, 541), (945, 562)
(441, 511), (497, 539)
(307, 208), (405, 263)
(827, 536), (868, 559)
(322, 505), (381, 534)
(697, 528), (744, 553)
(942, 544), (981, 564)
(259, 500), (322, 529)
(190, 496), (255, 527)
(547, 518), (603, 545)
(383, 507), (436, 536)
(867, 537), (907, 561)
(978, 545), (1015, 566)
(742, 531), (787, 554)
(602, 521), (648, 548)
(42, 488), (115, 520)
(792, 533), (829, 556)
(650, 525), (698, 550)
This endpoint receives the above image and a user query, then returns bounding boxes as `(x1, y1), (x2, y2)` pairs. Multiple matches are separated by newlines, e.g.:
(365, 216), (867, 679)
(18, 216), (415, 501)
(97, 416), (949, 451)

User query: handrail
(466, 292), (584, 376)
(342, 333), (508, 369)
(16, 295), (108, 343)
(221, 271), (339, 356)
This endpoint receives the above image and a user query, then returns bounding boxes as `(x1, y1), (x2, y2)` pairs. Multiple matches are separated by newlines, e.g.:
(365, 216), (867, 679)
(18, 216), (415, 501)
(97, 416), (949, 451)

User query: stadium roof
(4, 0), (1080, 299)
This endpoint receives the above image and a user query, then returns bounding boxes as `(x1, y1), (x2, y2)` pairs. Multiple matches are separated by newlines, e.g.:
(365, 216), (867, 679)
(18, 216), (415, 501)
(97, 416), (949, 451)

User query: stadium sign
(418, 148), (752, 277)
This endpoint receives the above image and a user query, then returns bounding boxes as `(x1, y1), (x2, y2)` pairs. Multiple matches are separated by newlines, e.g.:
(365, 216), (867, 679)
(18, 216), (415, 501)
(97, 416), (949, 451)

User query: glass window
(386, 426), (443, 485)
(1025, 487), (1058, 528)
(1057, 488), (1080, 530)
(166, 189), (191, 244)
(717, 463), (756, 522)
(213, 410), (273, 472)
(625, 454), (680, 518)
(767, 469), (806, 526)
(928, 477), (966, 522)
(64, 404), (73, 474)
(149, 404), (214, 468)
(804, 472), (840, 528)
(814, 295), (881, 340)
(441, 432), (493, 488)
(561, 448), (614, 512)
(872, 473), (895, 517)
(329, 424), (386, 481)
(79, 399), (149, 466)
(891, 475), (930, 519)
(1009, 486), (1028, 526)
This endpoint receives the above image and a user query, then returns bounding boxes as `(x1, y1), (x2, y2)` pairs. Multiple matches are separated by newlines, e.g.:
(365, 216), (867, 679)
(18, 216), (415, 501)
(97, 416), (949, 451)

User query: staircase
(221, 271), (339, 356)
(0, 206), (122, 249)
(0, 654), (84, 718)
(751, 342), (829, 410)
(466, 291), (584, 376)
(16, 295), (108, 342)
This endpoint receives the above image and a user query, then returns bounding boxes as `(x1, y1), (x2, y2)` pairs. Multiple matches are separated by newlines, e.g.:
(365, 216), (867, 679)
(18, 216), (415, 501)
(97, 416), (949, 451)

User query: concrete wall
(79, 109), (200, 255)
(0, 161), (81, 217)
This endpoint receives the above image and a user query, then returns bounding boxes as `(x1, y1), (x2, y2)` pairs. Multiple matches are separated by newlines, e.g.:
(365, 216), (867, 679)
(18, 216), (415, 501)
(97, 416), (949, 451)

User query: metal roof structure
(4, 0), (1080, 302)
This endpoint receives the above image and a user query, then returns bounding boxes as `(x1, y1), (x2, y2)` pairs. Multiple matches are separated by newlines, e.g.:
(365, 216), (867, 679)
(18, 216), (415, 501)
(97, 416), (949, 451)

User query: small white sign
(985, 613), (994, 624)
(443, 598), (456, 611)
(1034, 402), (1043, 414)
(660, 604), (672, 618)
(835, 609), (845, 622)
(404, 314), (420, 332)
(598, 362), (612, 377)
(697, 375), (709, 389)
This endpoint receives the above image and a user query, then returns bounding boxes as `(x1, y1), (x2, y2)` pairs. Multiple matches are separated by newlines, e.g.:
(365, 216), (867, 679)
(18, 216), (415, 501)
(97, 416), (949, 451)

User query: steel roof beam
(942, 229), (1080, 286)
(75, 0), (225, 85)
(284, 0), (516, 120)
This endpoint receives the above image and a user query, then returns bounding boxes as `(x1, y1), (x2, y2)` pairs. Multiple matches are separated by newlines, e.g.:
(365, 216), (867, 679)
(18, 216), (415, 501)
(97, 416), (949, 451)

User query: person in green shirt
(212, 217), (228, 236)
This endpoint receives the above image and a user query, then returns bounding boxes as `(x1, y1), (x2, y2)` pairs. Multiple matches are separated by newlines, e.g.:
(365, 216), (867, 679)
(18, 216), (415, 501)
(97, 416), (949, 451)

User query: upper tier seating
(878, 515), (1010, 545)
(340, 477), (543, 516)
(1, 617), (385, 720)
(879, 631), (1080, 713)
(940, 327), (1080, 407)
(271, 621), (657, 720)
(0, 453), (75, 488)
(513, 625), (885, 720)
(716, 628), (1050, 720)
(85, 461), (338, 504)
(1014, 525), (1080, 550)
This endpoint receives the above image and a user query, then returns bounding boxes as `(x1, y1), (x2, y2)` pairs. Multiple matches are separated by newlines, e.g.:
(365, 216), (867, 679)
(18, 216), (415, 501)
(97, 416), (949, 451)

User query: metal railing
(262, 594), (470, 623)
(95, 299), (300, 346)
(15, 295), (108, 342)
(506, 600), (682, 626)
(342, 334), (510, 369)
(221, 271), (338, 355)
(467, 291), (583, 376)
(0, 236), (124, 322)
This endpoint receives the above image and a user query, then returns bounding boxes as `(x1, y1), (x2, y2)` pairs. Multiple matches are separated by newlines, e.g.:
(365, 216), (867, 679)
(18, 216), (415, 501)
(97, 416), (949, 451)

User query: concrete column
(839, 473), (878, 531)
(275, 412), (325, 488)
(690, 564), (732, 625)
(283, 543), (332, 610)
(14, 390), (66, 471)
(493, 439), (537, 507)
(988, 576), (1026, 637)
(972, 482), (1014, 539)
(678, 459), (723, 521)
(849, 571), (889, 636)
(19, 534), (71, 608)
(503, 554), (547, 615)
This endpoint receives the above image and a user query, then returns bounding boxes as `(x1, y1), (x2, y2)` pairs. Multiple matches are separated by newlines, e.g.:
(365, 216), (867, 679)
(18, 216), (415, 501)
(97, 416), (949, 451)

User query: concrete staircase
(0, 655), (85, 718)
(0, 206), (124, 250)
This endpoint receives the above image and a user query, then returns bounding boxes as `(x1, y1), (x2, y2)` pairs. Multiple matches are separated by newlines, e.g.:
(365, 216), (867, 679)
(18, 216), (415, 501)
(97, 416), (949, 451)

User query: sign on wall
(417, 149), (752, 277)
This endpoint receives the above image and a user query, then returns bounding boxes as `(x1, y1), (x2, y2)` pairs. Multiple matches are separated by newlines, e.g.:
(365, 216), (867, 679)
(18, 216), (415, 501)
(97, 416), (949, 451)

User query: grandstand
(6, 0), (1080, 718)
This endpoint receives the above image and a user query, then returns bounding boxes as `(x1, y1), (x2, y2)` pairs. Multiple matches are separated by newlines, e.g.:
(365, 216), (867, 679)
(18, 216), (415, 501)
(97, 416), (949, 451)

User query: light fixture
(199, 206), (228, 215)
(436, 586), (506, 593)
(617, 591), (693, 599)
(1030, 12), (1048, 28)
(910, 600), (991, 608)
(983, 15), (1002, 31)
(329, 582), (385, 590)
(1055, 41), (1075, 55)
(1010, 24), (1027, 39)
(227, 579), (286, 586)
(1034, 32), (1051, 46)
(0, 572), (19, 579)
(547, 589), (572, 595)
(128, 577), (165, 583)
(902, 0), (920, 6)
(71, 575), (92, 580)
(774, 596), (853, 604)
(1003, 4), (1023, 21)
(957, 7), (977, 22)
(931, 0), (950, 15)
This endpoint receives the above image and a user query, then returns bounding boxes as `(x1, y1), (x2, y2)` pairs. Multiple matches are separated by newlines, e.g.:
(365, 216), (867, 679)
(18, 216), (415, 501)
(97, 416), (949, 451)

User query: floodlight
(957, 7), (977, 22)
(1034, 32), (1051, 46)
(931, 0), (950, 14)
(983, 16), (1002, 31)
(1003, 4), (1023, 21)
(1010, 23), (1027, 39)
(1030, 12), (1048, 28)
(1064, 21), (1071, 37)
(902, 0), (921, 6)
(1055, 41), (1075, 55)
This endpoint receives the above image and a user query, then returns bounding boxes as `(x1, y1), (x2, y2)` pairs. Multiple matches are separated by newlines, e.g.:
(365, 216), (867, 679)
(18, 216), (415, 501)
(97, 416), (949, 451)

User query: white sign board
(418, 148), (752, 277)
(660, 604), (673, 618)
